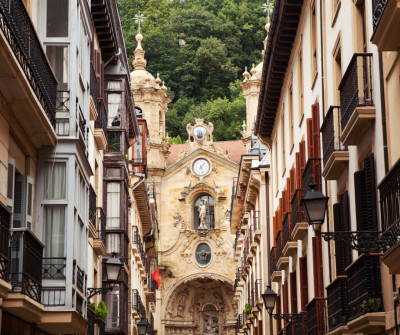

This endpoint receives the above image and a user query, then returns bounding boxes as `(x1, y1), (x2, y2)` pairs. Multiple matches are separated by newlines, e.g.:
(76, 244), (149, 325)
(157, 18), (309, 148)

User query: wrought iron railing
(276, 230), (283, 263)
(372, 0), (389, 31)
(283, 212), (292, 247)
(96, 207), (107, 245)
(90, 63), (98, 102)
(0, 203), (11, 280)
(291, 189), (306, 234)
(9, 228), (44, 302)
(379, 158), (400, 251)
(132, 226), (146, 265)
(132, 289), (146, 317)
(321, 106), (345, 166)
(42, 257), (66, 279)
(89, 185), (97, 224)
(346, 254), (382, 321)
(73, 259), (85, 293)
(327, 276), (348, 331)
(55, 90), (70, 136)
(270, 247), (277, 276)
(302, 158), (322, 196)
(0, 0), (57, 127)
(236, 313), (244, 330)
(95, 98), (108, 139)
(77, 109), (87, 152)
(339, 53), (373, 132)
(306, 297), (326, 335)
(233, 229), (240, 253)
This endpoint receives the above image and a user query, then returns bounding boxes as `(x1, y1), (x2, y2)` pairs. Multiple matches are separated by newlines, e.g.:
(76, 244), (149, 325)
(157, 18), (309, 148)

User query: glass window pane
(107, 183), (120, 228)
(107, 132), (121, 152)
(46, 0), (68, 37)
(133, 125), (143, 162)
(45, 162), (66, 199)
(44, 206), (65, 258)
(105, 284), (120, 328)
(108, 94), (121, 126)
(106, 233), (120, 253)
(107, 81), (121, 89)
(46, 46), (69, 89)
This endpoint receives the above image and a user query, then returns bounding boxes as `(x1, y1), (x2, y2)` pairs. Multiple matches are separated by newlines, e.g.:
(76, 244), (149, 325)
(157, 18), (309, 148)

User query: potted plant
(361, 298), (382, 313)
(154, 330), (158, 334)
(95, 301), (108, 321)
(243, 303), (252, 315)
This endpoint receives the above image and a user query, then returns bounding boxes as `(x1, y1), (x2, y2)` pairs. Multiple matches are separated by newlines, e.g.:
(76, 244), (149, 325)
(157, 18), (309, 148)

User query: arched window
(193, 194), (214, 229)
(135, 107), (143, 118)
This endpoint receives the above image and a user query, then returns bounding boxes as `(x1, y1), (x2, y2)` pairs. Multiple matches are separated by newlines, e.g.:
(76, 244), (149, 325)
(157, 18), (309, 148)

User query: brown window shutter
(290, 271), (298, 313)
(283, 281), (289, 326)
(258, 320), (262, 335)
(276, 297), (282, 332)
(296, 153), (302, 189)
(311, 103), (321, 159)
(273, 215), (277, 243)
(299, 141), (306, 173)
(299, 256), (308, 311)
(290, 169), (296, 200)
(282, 190), (288, 213)
(312, 236), (324, 297)
(307, 118), (313, 159)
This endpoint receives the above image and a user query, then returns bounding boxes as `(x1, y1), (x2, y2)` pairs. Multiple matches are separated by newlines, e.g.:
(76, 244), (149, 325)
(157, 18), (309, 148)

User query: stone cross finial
(134, 11), (146, 34)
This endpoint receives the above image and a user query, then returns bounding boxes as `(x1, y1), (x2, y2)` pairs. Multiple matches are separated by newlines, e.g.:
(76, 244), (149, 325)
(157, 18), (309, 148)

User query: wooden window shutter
(290, 169), (296, 200)
(299, 256), (308, 311)
(282, 190), (288, 213)
(258, 320), (262, 335)
(307, 118), (313, 159)
(299, 141), (306, 173)
(296, 153), (301, 189)
(283, 281), (289, 323)
(290, 271), (298, 313)
(276, 297), (282, 332)
(311, 103), (320, 159)
(273, 215), (277, 243)
(312, 236), (324, 297)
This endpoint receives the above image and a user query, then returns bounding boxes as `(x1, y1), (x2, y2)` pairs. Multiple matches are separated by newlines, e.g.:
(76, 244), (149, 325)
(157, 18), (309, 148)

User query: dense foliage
(117, 0), (271, 141)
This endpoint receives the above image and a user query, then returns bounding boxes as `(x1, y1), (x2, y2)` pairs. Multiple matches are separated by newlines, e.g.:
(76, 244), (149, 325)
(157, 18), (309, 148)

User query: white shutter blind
(6, 158), (15, 214)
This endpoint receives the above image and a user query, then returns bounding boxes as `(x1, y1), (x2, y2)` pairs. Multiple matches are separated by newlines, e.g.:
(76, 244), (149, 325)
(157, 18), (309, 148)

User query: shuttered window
(290, 271), (298, 313)
(299, 256), (308, 311)
(312, 236), (324, 297)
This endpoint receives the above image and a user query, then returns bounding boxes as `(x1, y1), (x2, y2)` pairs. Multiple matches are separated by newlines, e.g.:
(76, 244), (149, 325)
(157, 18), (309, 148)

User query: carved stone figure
(198, 199), (207, 229)
(204, 308), (219, 334)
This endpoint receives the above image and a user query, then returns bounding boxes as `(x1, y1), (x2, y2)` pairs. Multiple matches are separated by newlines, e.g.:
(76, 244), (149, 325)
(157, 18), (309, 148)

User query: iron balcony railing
(9, 228), (44, 302)
(42, 257), (66, 279)
(89, 185), (97, 224)
(320, 106), (345, 166)
(0, 203), (11, 280)
(306, 297), (326, 335)
(346, 254), (382, 321)
(291, 189), (306, 234)
(339, 53), (373, 133)
(96, 207), (107, 245)
(236, 313), (244, 331)
(282, 212), (292, 247)
(90, 63), (98, 102)
(55, 90), (70, 136)
(275, 230), (283, 264)
(270, 247), (277, 276)
(0, 0), (57, 127)
(73, 259), (86, 294)
(95, 98), (108, 139)
(372, 0), (389, 31)
(379, 157), (400, 252)
(132, 289), (146, 318)
(77, 109), (87, 154)
(302, 158), (322, 196)
(132, 226), (146, 265)
(327, 276), (348, 331)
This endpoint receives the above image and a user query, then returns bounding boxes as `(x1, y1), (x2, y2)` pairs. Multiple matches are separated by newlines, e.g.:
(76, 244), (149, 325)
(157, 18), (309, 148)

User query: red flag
(151, 268), (160, 287)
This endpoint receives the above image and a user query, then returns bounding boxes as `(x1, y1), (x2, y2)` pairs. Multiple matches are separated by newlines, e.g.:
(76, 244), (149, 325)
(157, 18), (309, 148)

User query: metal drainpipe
(319, 0), (332, 284)
(266, 172), (273, 335)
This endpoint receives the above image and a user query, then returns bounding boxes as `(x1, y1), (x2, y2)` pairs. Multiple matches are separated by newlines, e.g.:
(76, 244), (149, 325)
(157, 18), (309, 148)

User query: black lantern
(301, 184), (329, 232)
(262, 286), (278, 315)
(137, 318), (149, 335)
(105, 252), (123, 283)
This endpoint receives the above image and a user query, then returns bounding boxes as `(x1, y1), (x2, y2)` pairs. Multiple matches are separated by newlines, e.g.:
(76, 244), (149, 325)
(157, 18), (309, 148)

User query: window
(332, 36), (342, 104)
(310, 0), (318, 85)
(193, 194), (214, 229)
(106, 183), (120, 228)
(107, 132), (121, 152)
(108, 94), (121, 127)
(46, 46), (68, 90)
(44, 206), (65, 258)
(135, 107), (143, 117)
(46, 0), (68, 37)
(45, 162), (66, 199)
(106, 233), (120, 254)
(105, 284), (120, 329)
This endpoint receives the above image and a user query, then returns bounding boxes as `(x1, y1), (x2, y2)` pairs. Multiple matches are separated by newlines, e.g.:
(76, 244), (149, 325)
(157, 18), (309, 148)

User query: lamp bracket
(272, 312), (306, 325)
(87, 284), (116, 300)
(320, 230), (383, 254)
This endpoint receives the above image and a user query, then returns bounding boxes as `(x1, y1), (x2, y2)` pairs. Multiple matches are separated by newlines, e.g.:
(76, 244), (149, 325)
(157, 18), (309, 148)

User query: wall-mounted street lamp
(262, 286), (306, 325)
(301, 184), (384, 254)
(87, 252), (123, 299)
(137, 317), (149, 335)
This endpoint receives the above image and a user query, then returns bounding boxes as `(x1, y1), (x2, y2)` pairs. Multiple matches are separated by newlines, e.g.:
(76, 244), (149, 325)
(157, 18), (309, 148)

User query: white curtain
(108, 94), (121, 126)
(44, 206), (65, 258)
(107, 81), (121, 89)
(45, 162), (66, 199)
(106, 233), (120, 253)
(107, 183), (120, 227)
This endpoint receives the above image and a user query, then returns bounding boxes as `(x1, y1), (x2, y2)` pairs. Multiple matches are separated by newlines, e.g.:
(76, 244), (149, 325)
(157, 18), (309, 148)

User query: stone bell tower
(130, 32), (171, 173)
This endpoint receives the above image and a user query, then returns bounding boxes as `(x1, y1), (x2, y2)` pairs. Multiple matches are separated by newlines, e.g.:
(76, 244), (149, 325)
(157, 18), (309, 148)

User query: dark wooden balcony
(0, 203), (11, 282)
(0, 0), (57, 148)
(9, 228), (44, 302)
(320, 106), (349, 180)
(94, 98), (108, 150)
(371, 0), (400, 51)
(339, 53), (375, 146)
(291, 189), (308, 241)
(380, 158), (400, 272)
(326, 276), (348, 331)
(302, 158), (321, 196)
(306, 297), (326, 335)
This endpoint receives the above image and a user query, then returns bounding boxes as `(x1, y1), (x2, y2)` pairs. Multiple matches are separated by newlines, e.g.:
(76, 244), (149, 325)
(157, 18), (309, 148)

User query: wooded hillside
(117, 0), (271, 141)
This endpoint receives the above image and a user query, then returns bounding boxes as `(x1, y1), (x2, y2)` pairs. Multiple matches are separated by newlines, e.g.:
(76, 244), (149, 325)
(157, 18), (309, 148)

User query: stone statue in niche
(203, 306), (219, 334)
(198, 199), (208, 229)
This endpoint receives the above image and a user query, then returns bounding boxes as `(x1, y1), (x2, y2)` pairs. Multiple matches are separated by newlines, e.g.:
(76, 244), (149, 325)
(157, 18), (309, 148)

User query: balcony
(291, 189), (308, 241)
(55, 90), (71, 136)
(379, 157), (400, 273)
(302, 158), (321, 197)
(326, 276), (348, 332)
(0, 0), (57, 149)
(77, 109), (88, 156)
(3, 228), (44, 323)
(371, 0), (400, 51)
(93, 207), (106, 255)
(270, 247), (281, 283)
(87, 306), (106, 335)
(89, 185), (97, 237)
(345, 254), (385, 334)
(282, 212), (297, 257)
(94, 98), (108, 150)
(132, 289), (146, 321)
(131, 157), (148, 178)
(339, 53), (375, 146)
(132, 226), (146, 277)
(0, 203), (11, 298)
(306, 298), (326, 335)
(320, 106), (349, 180)
(236, 313), (244, 331)
(275, 230), (289, 270)
(252, 211), (261, 244)
(42, 257), (66, 279)
(89, 64), (98, 121)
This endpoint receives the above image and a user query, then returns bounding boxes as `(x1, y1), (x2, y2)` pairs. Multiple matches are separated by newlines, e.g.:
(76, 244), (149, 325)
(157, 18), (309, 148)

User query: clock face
(193, 158), (210, 177)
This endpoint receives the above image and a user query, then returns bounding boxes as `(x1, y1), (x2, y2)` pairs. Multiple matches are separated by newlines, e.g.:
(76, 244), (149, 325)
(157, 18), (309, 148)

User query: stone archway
(162, 276), (237, 335)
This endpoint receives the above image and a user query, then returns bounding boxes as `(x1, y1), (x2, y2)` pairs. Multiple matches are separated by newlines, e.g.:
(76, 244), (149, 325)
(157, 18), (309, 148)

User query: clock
(192, 158), (210, 177)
